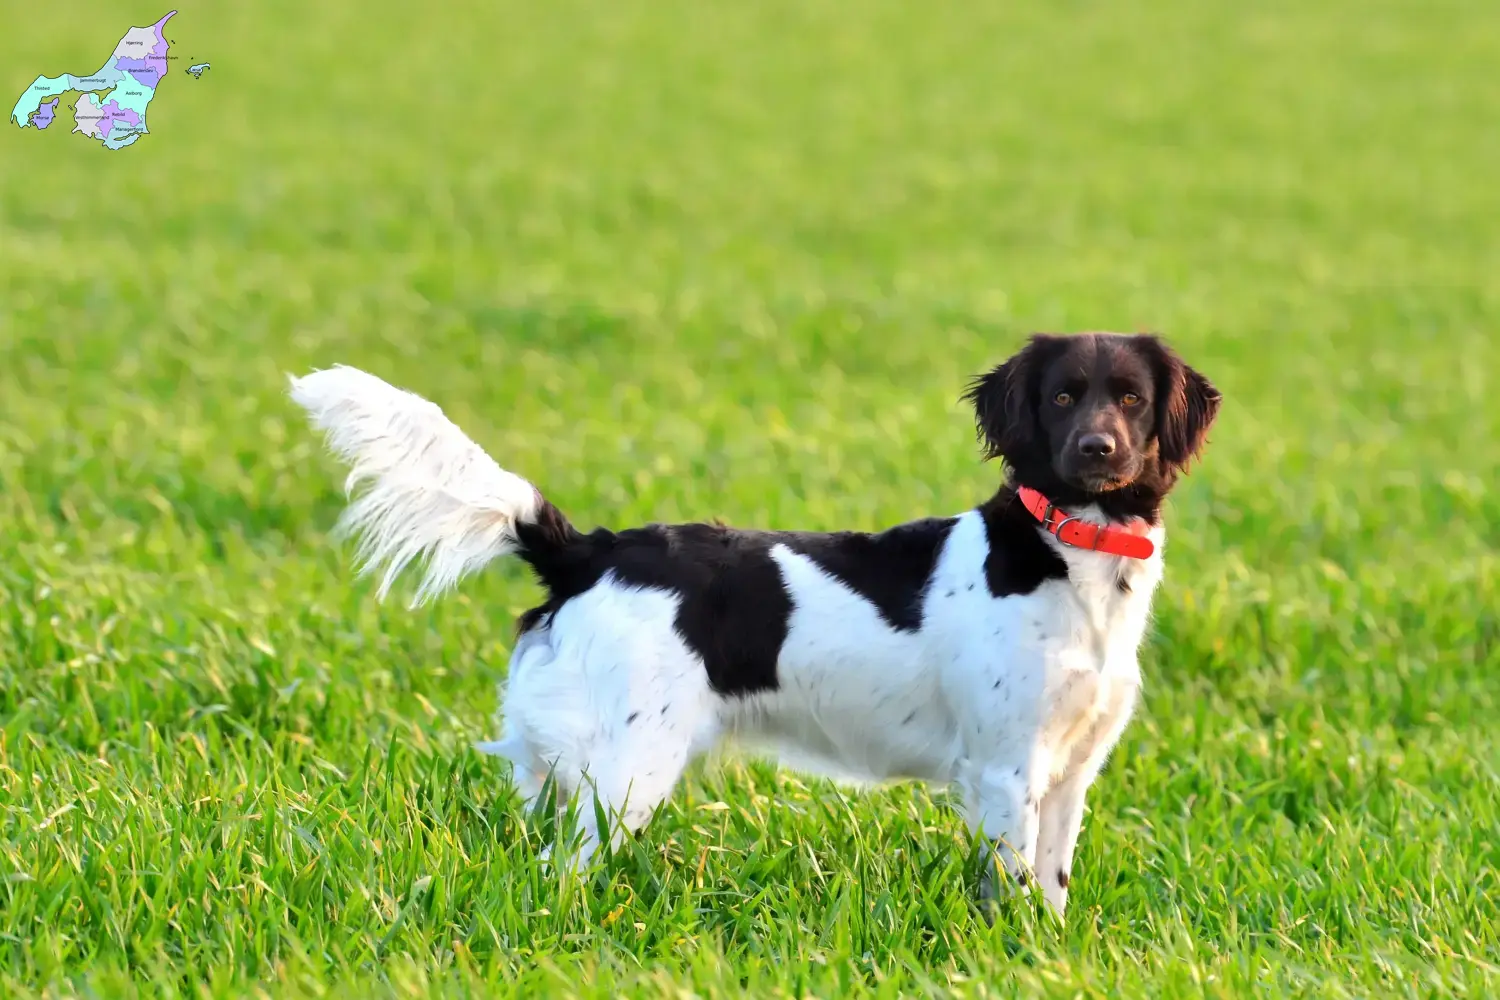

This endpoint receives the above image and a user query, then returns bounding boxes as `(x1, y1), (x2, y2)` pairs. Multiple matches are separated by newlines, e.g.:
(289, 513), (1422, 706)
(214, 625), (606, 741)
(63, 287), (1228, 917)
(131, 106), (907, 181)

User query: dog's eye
(1053, 392), (1073, 406)
(1121, 392), (1141, 406)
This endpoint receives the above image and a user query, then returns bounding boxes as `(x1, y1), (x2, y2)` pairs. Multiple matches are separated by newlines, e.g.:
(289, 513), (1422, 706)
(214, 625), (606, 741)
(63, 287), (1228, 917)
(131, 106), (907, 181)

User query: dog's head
(965, 333), (1221, 517)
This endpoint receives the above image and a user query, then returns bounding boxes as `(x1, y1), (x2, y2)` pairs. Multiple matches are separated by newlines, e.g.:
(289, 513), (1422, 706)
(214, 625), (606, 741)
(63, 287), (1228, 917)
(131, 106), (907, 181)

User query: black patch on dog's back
(515, 520), (790, 696)
(977, 489), (1069, 597)
(782, 518), (955, 632)
(515, 515), (956, 696)
(625, 524), (792, 696)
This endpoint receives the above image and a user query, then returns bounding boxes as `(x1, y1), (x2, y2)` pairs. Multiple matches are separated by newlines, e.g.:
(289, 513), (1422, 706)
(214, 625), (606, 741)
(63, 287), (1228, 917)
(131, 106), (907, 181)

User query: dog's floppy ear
(963, 334), (1061, 462)
(1143, 336), (1222, 470)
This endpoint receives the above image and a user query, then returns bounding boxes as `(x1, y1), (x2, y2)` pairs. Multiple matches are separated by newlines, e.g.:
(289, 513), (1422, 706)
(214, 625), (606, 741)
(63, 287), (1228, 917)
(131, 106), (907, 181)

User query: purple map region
(30, 98), (59, 130)
(97, 100), (142, 139)
(115, 57), (165, 89)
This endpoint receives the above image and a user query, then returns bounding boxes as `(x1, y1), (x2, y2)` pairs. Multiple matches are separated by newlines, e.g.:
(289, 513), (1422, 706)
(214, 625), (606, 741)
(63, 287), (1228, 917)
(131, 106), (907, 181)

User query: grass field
(3, 0), (1499, 995)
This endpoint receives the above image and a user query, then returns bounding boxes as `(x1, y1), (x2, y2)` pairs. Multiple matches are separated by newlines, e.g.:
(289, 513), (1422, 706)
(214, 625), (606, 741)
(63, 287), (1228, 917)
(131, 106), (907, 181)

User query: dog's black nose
(1078, 433), (1117, 457)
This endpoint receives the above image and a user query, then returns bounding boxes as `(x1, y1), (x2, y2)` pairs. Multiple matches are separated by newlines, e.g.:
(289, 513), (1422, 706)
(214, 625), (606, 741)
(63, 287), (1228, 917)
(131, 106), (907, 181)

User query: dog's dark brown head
(965, 333), (1222, 521)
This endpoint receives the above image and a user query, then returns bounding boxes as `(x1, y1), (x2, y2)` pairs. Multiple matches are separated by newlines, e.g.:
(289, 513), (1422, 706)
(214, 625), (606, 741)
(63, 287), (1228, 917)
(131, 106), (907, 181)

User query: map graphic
(10, 10), (188, 150)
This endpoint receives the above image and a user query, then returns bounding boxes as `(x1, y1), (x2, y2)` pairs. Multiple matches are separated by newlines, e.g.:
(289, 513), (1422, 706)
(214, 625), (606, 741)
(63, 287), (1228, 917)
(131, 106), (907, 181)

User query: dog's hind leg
(540, 681), (718, 876)
(484, 600), (721, 874)
(565, 736), (696, 863)
(584, 642), (722, 862)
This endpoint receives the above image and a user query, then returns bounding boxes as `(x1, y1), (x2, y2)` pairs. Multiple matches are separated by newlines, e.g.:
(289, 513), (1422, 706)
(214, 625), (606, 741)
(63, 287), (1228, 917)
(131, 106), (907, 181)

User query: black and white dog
(289, 331), (1220, 916)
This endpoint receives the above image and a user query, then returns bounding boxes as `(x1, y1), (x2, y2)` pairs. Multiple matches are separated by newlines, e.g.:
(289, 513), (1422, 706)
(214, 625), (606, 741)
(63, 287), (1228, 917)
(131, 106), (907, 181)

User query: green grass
(3, 0), (1498, 995)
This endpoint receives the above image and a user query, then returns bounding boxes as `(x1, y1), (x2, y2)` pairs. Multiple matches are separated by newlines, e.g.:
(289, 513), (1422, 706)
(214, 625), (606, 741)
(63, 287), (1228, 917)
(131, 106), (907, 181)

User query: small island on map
(187, 62), (211, 79)
(10, 10), (183, 150)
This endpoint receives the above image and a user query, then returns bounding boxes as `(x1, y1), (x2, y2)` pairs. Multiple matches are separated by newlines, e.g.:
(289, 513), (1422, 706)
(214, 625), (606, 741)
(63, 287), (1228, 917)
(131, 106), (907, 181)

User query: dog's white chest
(1038, 654), (1138, 784)
(1034, 520), (1163, 783)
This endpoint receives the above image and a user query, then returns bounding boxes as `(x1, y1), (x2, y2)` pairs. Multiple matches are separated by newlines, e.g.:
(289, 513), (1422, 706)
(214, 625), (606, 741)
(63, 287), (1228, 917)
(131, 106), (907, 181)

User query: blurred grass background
(2, 0), (1497, 996)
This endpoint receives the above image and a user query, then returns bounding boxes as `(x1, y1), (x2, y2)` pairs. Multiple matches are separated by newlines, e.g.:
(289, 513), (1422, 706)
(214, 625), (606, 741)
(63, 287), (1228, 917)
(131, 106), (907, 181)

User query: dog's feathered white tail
(288, 365), (542, 606)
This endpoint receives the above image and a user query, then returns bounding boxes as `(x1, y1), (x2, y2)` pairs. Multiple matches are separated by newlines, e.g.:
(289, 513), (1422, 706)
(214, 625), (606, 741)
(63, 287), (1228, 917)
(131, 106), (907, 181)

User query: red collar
(1016, 486), (1155, 560)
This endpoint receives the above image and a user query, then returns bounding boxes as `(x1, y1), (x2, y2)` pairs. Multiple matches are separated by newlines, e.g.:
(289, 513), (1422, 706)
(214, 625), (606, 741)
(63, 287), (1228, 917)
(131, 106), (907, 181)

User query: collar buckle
(1015, 484), (1155, 561)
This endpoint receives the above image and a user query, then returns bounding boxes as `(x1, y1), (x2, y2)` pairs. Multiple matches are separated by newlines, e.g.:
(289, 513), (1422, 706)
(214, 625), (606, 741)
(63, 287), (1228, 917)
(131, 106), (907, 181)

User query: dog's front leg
(1035, 684), (1137, 918)
(1034, 772), (1089, 916)
(961, 758), (1041, 905)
